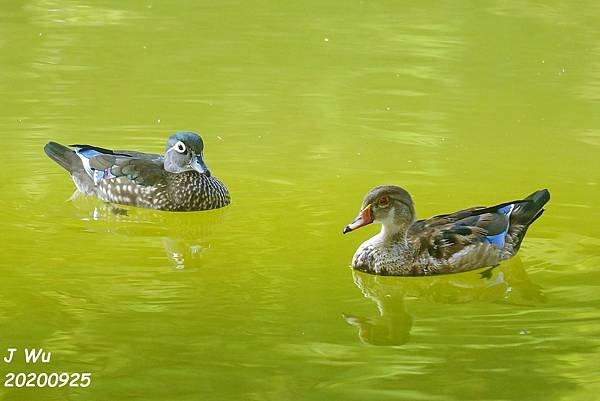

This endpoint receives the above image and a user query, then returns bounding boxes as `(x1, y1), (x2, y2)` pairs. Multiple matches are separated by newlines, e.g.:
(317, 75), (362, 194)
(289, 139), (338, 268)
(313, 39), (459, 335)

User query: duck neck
(379, 223), (409, 245)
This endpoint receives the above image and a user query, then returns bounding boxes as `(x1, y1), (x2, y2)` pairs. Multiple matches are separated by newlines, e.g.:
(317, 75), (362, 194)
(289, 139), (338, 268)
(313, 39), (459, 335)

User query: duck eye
(378, 196), (390, 207)
(175, 141), (186, 153)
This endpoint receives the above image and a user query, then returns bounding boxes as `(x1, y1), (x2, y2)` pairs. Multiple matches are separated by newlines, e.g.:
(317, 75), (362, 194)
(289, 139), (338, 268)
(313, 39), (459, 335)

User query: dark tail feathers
(44, 141), (80, 173)
(512, 189), (550, 225)
(509, 189), (550, 251)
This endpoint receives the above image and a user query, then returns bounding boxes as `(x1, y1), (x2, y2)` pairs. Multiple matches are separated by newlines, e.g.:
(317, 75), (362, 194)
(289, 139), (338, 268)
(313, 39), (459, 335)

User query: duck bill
(190, 153), (211, 176)
(343, 204), (373, 234)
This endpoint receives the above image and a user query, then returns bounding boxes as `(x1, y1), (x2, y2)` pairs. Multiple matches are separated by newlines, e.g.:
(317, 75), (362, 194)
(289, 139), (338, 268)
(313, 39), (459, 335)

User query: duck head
(343, 186), (416, 235)
(164, 132), (211, 175)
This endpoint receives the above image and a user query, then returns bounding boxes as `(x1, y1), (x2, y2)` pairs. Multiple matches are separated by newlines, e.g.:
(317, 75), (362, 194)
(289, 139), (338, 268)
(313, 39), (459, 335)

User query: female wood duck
(343, 186), (550, 276)
(44, 132), (230, 211)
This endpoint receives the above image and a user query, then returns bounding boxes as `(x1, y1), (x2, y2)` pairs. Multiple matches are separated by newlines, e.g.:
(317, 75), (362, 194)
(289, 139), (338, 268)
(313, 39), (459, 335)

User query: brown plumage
(343, 186), (550, 276)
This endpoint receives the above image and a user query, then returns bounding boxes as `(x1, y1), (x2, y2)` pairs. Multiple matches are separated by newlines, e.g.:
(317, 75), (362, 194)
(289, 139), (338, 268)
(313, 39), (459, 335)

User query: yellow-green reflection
(345, 259), (546, 346)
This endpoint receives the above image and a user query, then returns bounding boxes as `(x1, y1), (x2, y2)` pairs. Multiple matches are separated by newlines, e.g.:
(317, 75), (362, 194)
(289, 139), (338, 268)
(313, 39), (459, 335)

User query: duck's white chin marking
(377, 207), (403, 237)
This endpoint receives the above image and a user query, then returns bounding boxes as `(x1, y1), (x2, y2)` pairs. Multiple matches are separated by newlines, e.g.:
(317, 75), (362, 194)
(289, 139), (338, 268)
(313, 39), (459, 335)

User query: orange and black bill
(343, 204), (373, 234)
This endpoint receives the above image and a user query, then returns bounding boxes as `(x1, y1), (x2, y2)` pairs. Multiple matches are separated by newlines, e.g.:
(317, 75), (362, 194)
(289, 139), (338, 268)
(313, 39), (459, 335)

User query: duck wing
(71, 144), (163, 165)
(72, 145), (165, 186)
(409, 200), (527, 263)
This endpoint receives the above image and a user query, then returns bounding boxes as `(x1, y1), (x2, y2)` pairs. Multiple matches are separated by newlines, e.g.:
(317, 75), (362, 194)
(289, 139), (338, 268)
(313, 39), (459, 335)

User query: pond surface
(1, 1), (599, 400)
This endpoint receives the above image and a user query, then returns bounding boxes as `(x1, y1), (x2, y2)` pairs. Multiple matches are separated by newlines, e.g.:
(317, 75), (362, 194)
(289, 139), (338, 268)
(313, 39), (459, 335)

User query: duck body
(44, 132), (230, 211)
(344, 186), (550, 276)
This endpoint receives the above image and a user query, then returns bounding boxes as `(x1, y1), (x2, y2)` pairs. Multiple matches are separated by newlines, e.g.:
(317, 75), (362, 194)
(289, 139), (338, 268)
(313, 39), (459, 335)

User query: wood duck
(44, 132), (230, 211)
(343, 186), (550, 276)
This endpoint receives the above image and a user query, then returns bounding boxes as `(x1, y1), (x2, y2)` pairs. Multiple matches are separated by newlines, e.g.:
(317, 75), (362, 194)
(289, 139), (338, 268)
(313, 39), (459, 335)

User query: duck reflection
(68, 192), (227, 269)
(344, 259), (546, 346)
(344, 278), (413, 346)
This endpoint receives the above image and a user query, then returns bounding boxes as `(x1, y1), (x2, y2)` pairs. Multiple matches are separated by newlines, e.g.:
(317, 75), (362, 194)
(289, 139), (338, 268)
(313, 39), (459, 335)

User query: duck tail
(44, 141), (81, 173)
(508, 189), (550, 251)
(513, 189), (550, 225)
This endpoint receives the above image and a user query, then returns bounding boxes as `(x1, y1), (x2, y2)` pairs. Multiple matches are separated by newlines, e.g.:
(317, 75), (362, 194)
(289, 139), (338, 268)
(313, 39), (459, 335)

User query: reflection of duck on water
(344, 259), (546, 346)
(69, 197), (228, 269)
(344, 274), (413, 346)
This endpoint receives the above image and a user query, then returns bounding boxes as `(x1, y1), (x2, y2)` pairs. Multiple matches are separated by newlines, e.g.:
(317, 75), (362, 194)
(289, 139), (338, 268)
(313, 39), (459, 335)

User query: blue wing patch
(484, 203), (515, 248)
(74, 148), (116, 185)
(497, 204), (514, 215)
(485, 232), (506, 248)
(77, 148), (102, 159)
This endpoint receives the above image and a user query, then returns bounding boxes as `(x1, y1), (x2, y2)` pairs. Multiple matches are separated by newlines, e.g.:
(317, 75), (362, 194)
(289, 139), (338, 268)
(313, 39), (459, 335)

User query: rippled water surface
(1, 1), (599, 400)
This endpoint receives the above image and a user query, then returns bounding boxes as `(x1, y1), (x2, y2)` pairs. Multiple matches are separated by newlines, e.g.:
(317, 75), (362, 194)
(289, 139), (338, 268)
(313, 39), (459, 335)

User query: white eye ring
(174, 141), (186, 153)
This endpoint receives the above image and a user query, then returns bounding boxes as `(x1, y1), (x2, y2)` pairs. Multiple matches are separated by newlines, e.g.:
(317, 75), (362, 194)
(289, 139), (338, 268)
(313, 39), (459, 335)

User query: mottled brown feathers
(44, 133), (231, 212)
(349, 187), (550, 276)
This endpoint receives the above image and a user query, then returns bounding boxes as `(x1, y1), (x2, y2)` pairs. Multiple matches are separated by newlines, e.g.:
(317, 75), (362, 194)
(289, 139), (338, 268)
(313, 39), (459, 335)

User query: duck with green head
(44, 132), (230, 211)
(343, 186), (550, 276)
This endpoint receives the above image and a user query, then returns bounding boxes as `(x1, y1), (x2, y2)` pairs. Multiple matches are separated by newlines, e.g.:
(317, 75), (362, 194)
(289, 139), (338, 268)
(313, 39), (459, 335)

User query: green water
(1, 1), (599, 400)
